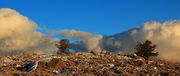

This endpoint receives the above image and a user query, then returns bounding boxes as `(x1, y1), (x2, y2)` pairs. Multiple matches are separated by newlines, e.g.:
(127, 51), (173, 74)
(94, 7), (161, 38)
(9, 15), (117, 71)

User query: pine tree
(134, 40), (158, 60)
(55, 39), (70, 53)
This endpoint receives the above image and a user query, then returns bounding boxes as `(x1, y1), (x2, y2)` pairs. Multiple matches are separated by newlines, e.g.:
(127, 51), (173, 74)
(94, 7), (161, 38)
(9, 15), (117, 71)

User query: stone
(24, 61), (38, 72)
(160, 72), (169, 76)
(52, 70), (59, 74)
(47, 58), (66, 70)
(15, 64), (21, 68)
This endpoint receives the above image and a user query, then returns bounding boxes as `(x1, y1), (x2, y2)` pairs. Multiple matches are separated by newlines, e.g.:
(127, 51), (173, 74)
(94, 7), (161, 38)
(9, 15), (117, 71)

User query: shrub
(134, 40), (158, 60)
(55, 39), (71, 53)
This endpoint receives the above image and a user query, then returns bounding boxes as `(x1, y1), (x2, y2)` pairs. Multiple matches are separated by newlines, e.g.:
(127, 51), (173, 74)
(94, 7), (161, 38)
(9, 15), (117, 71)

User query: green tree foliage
(55, 39), (71, 53)
(134, 40), (158, 59)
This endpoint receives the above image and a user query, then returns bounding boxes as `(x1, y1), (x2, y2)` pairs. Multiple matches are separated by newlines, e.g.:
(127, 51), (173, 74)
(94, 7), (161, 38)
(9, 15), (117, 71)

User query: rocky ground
(0, 51), (179, 76)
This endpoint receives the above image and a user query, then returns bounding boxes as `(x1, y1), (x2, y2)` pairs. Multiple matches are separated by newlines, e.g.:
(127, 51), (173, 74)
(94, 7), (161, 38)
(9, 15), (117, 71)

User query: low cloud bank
(0, 8), (58, 55)
(59, 30), (103, 52)
(60, 20), (180, 62)
(127, 20), (180, 62)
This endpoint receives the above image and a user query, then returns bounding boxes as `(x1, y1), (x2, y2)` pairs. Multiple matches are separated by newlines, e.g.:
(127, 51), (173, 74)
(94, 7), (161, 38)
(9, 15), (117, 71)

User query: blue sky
(0, 0), (180, 35)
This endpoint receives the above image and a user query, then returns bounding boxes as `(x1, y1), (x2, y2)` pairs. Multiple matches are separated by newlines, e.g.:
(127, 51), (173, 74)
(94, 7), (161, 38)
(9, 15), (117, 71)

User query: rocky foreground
(0, 51), (179, 76)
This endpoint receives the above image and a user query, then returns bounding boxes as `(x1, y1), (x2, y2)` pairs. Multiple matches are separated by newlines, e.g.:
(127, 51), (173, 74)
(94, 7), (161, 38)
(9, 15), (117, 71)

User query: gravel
(0, 52), (179, 76)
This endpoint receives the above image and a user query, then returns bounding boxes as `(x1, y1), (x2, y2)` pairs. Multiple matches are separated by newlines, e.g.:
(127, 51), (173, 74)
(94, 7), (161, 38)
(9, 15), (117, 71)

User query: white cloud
(59, 30), (103, 52)
(103, 20), (180, 62)
(60, 20), (180, 62)
(0, 8), (58, 55)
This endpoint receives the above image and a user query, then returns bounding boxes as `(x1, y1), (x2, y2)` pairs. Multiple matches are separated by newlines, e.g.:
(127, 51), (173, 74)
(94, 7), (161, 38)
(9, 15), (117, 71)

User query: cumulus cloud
(60, 20), (180, 62)
(101, 20), (180, 62)
(59, 30), (103, 52)
(129, 20), (180, 62)
(0, 8), (58, 55)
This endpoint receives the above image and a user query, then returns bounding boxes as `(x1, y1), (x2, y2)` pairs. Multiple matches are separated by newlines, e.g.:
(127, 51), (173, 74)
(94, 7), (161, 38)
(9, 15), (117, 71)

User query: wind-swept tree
(134, 40), (158, 60)
(55, 39), (71, 53)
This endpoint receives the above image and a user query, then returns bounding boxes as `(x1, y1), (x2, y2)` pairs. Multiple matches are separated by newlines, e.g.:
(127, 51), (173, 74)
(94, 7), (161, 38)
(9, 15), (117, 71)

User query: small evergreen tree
(134, 40), (158, 60)
(55, 39), (70, 53)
